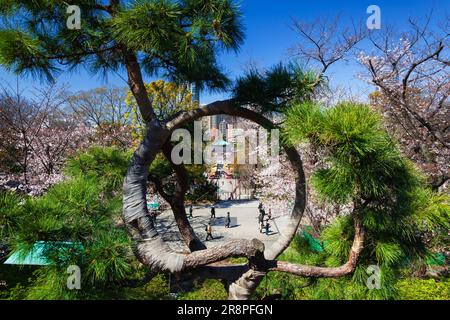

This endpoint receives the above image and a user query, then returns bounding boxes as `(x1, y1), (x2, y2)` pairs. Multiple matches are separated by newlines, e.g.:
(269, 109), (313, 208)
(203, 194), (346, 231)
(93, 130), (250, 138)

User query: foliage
(122, 274), (172, 300)
(148, 152), (217, 202)
(282, 102), (449, 299)
(177, 279), (227, 300)
(0, 146), (159, 299)
(0, 191), (23, 241)
(0, 86), (94, 195)
(396, 278), (450, 300)
(125, 80), (197, 140)
(233, 62), (324, 114)
(126, 80), (196, 119)
(0, 0), (243, 88)
(255, 233), (449, 300)
(0, 2), (447, 301)
(65, 146), (132, 195)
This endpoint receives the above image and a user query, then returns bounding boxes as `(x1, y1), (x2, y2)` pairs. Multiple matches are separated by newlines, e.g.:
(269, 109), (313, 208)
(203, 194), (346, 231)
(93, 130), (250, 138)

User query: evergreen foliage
(0, 0), (244, 87)
(233, 63), (324, 114)
(254, 233), (449, 300)
(0, 146), (169, 299)
(281, 102), (449, 299)
(0, 1), (447, 300)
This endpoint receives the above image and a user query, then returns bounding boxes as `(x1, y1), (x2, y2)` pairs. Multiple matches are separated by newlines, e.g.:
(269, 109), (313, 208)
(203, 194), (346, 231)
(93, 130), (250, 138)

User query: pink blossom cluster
(0, 120), (134, 196)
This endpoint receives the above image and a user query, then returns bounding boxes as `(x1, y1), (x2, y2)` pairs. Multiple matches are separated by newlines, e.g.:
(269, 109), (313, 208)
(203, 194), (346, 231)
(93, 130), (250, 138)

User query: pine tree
(1, 2), (447, 300)
(0, 0), (243, 120)
(283, 102), (449, 299)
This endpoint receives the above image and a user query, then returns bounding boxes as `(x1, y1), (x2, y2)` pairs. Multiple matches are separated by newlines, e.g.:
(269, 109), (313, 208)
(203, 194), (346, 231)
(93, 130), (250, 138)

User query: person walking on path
(225, 212), (231, 228)
(258, 212), (264, 233)
(188, 204), (193, 218)
(205, 222), (214, 241)
(210, 205), (216, 219)
(265, 221), (271, 235)
(150, 212), (157, 226)
(259, 207), (266, 220)
(267, 208), (272, 220)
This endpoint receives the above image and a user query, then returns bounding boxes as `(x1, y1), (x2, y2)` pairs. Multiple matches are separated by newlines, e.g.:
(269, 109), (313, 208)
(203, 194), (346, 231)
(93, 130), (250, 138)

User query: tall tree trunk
(123, 120), (170, 226)
(162, 142), (206, 251)
(121, 48), (156, 123)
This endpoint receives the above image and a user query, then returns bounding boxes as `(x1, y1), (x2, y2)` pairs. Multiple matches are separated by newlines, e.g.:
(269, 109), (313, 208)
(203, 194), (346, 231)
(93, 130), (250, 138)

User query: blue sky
(0, 0), (448, 103)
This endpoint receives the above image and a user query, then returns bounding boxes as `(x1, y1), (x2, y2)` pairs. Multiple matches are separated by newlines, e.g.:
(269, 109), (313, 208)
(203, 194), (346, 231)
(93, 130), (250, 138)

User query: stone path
(155, 200), (291, 252)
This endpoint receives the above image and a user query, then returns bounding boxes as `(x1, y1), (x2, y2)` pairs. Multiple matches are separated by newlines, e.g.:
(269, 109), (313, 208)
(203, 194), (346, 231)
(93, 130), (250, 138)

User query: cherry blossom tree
(358, 17), (449, 190)
(69, 87), (134, 149)
(0, 85), (94, 195)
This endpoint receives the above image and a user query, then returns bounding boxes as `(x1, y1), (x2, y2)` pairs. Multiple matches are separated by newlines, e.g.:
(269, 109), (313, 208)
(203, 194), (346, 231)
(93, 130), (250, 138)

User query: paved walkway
(155, 200), (291, 252)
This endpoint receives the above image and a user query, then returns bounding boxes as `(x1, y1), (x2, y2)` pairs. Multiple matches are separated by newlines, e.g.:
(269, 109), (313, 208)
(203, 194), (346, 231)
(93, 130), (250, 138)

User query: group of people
(189, 204), (231, 241)
(188, 202), (273, 241)
(152, 201), (275, 242)
(258, 202), (272, 235)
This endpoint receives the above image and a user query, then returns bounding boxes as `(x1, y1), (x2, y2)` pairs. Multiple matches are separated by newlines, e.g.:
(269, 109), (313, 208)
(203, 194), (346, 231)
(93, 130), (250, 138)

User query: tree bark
(122, 48), (156, 123)
(123, 120), (170, 225)
(135, 237), (265, 273)
(268, 214), (364, 277)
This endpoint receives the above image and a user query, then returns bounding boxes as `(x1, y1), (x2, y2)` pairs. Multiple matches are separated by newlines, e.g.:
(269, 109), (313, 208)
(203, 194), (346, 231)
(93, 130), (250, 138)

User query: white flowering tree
(0, 85), (94, 195)
(358, 17), (449, 190)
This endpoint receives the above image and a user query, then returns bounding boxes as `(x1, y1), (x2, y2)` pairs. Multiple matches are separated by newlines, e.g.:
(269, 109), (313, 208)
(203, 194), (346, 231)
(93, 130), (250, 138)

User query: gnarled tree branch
(268, 213), (364, 277)
(161, 141), (207, 251)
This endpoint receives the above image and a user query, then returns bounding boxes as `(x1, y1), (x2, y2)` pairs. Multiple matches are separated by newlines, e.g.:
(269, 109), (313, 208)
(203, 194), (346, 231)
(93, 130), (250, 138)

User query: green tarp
(4, 241), (82, 266)
(427, 252), (446, 266)
(301, 230), (324, 252)
(147, 202), (159, 210)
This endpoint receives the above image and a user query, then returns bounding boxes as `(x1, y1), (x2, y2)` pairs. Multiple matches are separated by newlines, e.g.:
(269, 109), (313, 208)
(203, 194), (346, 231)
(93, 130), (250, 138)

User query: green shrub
(177, 279), (227, 300)
(11, 177), (112, 247)
(123, 274), (172, 300)
(65, 146), (131, 194)
(2, 146), (147, 300)
(0, 191), (24, 241)
(281, 102), (449, 299)
(396, 278), (450, 300)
